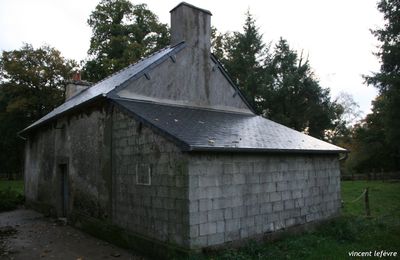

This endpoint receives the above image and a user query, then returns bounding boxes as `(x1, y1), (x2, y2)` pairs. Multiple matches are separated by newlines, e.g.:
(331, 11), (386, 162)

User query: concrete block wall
(112, 107), (190, 247)
(187, 153), (341, 248)
(24, 106), (112, 219)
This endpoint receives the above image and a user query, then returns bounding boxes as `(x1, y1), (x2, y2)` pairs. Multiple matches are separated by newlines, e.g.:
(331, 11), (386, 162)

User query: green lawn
(209, 180), (400, 259)
(0, 180), (24, 212)
(0, 180), (24, 193)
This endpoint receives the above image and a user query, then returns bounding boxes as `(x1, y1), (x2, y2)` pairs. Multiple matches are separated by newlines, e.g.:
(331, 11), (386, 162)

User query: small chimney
(65, 71), (91, 101)
(170, 2), (212, 51)
(72, 71), (81, 81)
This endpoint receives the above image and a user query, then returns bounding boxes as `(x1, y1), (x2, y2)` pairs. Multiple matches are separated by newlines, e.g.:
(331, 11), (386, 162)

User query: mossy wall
(24, 102), (113, 220)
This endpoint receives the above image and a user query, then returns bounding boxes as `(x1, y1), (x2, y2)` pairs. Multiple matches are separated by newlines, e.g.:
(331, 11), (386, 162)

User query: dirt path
(0, 209), (145, 260)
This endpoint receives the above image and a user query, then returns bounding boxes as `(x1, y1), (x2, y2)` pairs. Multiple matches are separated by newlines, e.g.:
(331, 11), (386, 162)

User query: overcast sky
(0, 0), (383, 115)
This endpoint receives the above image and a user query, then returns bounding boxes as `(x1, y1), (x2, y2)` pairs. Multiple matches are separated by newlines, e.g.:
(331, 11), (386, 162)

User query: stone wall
(187, 153), (341, 248)
(112, 106), (190, 247)
(24, 102), (342, 252)
(24, 104), (112, 219)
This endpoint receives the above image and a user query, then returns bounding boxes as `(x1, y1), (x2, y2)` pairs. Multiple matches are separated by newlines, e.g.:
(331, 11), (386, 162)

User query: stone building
(20, 2), (346, 256)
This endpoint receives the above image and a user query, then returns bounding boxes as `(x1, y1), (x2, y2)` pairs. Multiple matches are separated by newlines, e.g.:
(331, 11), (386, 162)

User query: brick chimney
(65, 71), (92, 101)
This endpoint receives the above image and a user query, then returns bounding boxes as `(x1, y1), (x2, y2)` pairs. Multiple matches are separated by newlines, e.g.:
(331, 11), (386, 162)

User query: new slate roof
(114, 98), (346, 154)
(20, 43), (185, 133)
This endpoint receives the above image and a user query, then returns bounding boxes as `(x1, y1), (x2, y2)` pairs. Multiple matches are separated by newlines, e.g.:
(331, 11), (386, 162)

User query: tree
(212, 12), (341, 140)
(333, 92), (363, 127)
(211, 26), (226, 61)
(261, 39), (338, 139)
(346, 96), (390, 173)
(328, 92), (362, 145)
(364, 0), (400, 170)
(0, 44), (76, 174)
(83, 0), (169, 82)
(220, 11), (268, 112)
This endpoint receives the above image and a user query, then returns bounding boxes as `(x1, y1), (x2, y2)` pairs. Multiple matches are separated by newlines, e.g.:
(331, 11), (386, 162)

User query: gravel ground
(0, 209), (145, 260)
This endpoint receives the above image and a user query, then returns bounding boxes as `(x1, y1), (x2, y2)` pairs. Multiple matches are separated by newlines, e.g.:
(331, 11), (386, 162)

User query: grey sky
(0, 0), (383, 116)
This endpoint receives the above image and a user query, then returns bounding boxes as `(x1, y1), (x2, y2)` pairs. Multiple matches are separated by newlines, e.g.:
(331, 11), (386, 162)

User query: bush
(0, 187), (24, 212)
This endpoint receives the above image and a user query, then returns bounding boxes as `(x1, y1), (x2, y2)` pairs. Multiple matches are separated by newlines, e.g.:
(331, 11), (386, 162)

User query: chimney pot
(65, 71), (91, 101)
(72, 71), (81, 81)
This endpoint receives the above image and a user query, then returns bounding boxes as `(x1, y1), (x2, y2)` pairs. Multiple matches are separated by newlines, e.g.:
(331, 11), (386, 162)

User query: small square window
(136, 164), (151, 185)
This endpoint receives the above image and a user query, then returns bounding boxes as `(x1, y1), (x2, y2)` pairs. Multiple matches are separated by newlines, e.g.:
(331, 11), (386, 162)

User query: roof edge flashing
(19, 42), (186, 135)
(110, 96), (254, 116)
(187, 146), (347, 154)
(107, 42), (186, 98)
(210, 54), (256, 114)
(170, 2), (212, 15)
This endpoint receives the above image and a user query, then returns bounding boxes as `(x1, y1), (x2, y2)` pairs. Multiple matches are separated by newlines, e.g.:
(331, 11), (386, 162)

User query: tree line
(0, 0), (398, 176)
(347, 0), (400, 174)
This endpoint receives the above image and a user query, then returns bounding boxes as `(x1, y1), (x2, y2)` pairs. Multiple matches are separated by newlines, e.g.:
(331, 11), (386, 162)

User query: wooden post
(365, 187), (371, 217)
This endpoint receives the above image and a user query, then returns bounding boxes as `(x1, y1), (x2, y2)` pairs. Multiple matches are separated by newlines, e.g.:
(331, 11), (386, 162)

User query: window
(136, 163), (151, 185)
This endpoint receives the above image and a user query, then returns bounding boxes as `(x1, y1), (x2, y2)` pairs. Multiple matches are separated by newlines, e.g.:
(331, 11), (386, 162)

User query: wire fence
(342, 187), (371, 217)
(341, 171), (400, 181)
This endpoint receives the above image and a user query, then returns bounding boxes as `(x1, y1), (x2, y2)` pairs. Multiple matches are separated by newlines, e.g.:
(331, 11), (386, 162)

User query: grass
(0, 180), (24, 193)
(205, 180), (400, 260)
(0, 180), (24, 212)
(1, 180), (398, 259)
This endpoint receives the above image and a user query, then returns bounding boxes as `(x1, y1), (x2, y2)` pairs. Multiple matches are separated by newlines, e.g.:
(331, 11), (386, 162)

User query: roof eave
(18, 42), (186, 137)
(186, 145), (348, 154)
(18, 94), (105, 136)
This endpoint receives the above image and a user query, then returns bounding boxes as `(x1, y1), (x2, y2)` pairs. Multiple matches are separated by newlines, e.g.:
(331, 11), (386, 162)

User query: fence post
(365, 187), (371, 217)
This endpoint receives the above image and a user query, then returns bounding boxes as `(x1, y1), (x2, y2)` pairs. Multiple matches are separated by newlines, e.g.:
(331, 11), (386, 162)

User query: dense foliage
(213, 12), (342, 140)
(83, 0), (169, 82)
(3, 1), (396, 176)
(347, 0), (400, 173)
(0, 44), (76, 174)
(0, 181), (24, 212)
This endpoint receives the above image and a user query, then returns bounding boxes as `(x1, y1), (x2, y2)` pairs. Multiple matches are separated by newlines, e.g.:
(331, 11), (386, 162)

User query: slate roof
(114, 98), (346, 154)
(20, 40), (345, 154)
(20, 42), (185, 133)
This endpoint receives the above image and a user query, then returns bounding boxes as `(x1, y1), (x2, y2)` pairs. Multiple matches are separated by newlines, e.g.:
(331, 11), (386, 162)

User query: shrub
(0, 187), (24, 212)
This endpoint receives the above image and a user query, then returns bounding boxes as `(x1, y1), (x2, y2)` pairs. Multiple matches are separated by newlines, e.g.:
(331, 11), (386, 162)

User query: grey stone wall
(24, 105), (112, 219)
(25, 102), (342, 252)
(187, 153), (341, 248)
(112, 107), (190, 247)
